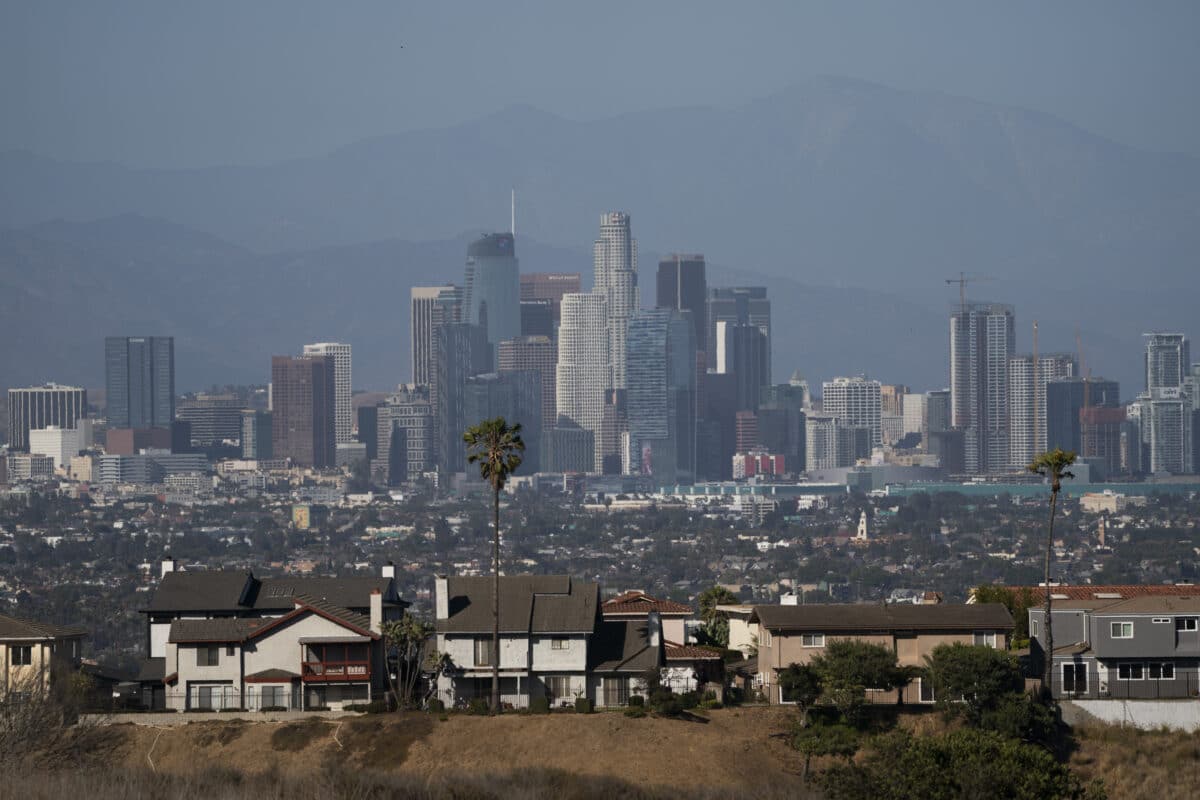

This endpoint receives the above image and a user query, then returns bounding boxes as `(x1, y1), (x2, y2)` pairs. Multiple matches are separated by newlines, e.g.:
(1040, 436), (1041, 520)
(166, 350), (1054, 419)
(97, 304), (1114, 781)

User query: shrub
(345, 701), (389, 714)
(627, 695), (644, 707)
(438, 713), (449, 722)
(792, 721), (860, 781)
(653, 696), (682, 717)
(260, 706), (287, 713)
(467, 698), (490, 715)
(700, 700), (723, 710)
(679, 691), (700, 710)
(344, 704), (368, 713)
(623, 707), (646, 718)
(306, 705), (331, 712)
(530, 696), (551, 714)
(574, 697), (593, 714)
(702, 689), (717, 702)
(427, 698), (445, 713)
(186, 707), (215, 713)
(219, 707), (247, 713)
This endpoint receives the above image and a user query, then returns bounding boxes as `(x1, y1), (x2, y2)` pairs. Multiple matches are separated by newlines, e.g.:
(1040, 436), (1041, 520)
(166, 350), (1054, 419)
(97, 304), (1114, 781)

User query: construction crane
(944, 272), (995, 315)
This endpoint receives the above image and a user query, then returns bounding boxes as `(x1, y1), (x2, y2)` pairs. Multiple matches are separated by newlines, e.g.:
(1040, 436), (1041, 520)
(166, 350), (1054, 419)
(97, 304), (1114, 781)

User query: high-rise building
(376, 385), (434, 485)
(7, 384), (88, 452)
(270, 355), (336, 468)
(656, 254), (707, 357)
(541, 419), (595, 474)
(805, 415), (857, 472)
(176, 394), (246, 452)
(463, 233), (520, 357)
(1141, 389), (1193, 474)
(949, 303), (1015, 473)
(1045, 377), (1120, 454)
(706, 287), (771, 378)
(432, 322), (491, 473)
(520, 273), (581, 326)
(1145, 333), (1190, 393)
(598, 389), (627, 475)
(880, 385), (909, 417)
(519, 300), (555, 338)
(1080, 406), (1126, 477)
(240, 409), (273, 460)
(105, 336), (174, 430)
(593, 213), (638, 390)
(411, 286), (460, 386)
(625, 309), (696, 482)
(1007, 353), (1076, 469)
(498, 335), (557, 432)
(28, 426), (84, 471)
(902, 393), (927, 441)
(556, 293), (608, 472)
(464, 371), (542, 473)
(821, 377), (883, 449)
(715, 322), (769, 413)
(302, 343), (352, 445)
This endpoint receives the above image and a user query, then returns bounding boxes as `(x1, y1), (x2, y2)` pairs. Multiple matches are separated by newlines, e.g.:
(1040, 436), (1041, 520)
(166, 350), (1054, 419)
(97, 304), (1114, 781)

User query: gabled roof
(602, 591), (693, 617)
(146, 570), (405, 614)
(0, 612), (87, 640)
(1003, 584), (1200, 603)
(438, 575), (599, 635)
(167, 597), (378, 644)
(665, 642), (723, 661)
(749, 603), (1014, 632)
(589, 620), (660, 673)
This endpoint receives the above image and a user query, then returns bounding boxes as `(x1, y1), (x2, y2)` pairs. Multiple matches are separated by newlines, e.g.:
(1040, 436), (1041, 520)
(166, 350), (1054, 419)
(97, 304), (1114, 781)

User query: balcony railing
(302, 660), (370, 682)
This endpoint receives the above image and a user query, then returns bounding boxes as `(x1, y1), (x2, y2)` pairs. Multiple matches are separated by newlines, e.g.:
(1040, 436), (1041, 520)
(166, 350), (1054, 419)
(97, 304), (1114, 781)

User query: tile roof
(438, 575), (599, 635)
(750, 603), (1014, 632)
(602, 591), (693, 616)
(665, 643), (723, 661)
(0, 612), (87, 640)
(1006, 584), (1200, 603)
(589, 620), (660, 673)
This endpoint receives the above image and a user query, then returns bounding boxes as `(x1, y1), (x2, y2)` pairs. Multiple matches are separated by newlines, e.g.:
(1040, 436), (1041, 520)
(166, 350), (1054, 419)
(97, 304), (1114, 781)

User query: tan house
(0, 612), (87, 699)
(749, 603), (1014, 704)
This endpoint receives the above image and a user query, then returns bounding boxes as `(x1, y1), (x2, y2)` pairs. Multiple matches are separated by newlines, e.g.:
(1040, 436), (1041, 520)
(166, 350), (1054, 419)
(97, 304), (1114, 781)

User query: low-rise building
(1, 612), (87, 699)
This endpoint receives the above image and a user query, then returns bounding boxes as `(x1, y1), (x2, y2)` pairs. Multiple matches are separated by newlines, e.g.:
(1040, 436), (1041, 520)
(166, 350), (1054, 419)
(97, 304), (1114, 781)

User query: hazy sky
(3, 1), (1198, 167)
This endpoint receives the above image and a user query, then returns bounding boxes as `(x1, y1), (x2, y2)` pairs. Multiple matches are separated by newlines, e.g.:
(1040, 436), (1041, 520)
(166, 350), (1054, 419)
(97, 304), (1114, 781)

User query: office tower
(1145, 333), (1190, 392)
(1007, 353), (1076, 469)
(696, 372), (738, 480)
(520, 273), (582, 326)
(821, 377), (883, 449)
(519, 300), (555, 338)
(376, 386), (434, 485)
(432, 322), (491, 473)
(176, 393), (246, 452)
(925, 389), (951, 440)
(240, 409), (273, 460)
(106, 427), (171, 455)
(7, 384), (88, 452)
(949, 303), (1015, 473)
(556, 293), (608, 472)
(598, 389), (628, 474)
(28, 426), (84, 471)
(706, 287), (771, 378)
(1136, 389), (1193, 475)
(759, 383), (806, 471)
(411, 286), (460, 386)
(593, 212), (638, 390)
(1045, 377), (1121, 454)
(498, 335), (557, 432)
(303, 343), (352, 445)
(734, 411), (759, 453)
(902, 393), (927, 440)
(715, 322), (769, 412)
(464, 371), (542, 473)
(805, 415), (856, 471)
(463, 233), (520, 357)
(270, 355), (336, 468)
(541, 419), (595, 474)
(625, 309), (697, 482)
(1079, 406), (1126, 477)
(105, 336), (174, 430)
(656, 254), (707, 357)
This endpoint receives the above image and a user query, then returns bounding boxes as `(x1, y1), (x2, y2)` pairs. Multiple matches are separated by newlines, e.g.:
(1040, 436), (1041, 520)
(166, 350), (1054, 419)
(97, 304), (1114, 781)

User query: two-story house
(434, 574), (666, 709)
(750, 603), (1014, 704)
(601, 590), (723, 695)
(138, 560), (406, 710)
(1030, 595), (1200, 700)
(1, 612), (87, 700)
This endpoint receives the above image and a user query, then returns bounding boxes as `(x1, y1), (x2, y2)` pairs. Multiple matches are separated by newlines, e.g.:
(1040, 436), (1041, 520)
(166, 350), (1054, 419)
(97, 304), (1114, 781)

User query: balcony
(302, 660), (370, 682)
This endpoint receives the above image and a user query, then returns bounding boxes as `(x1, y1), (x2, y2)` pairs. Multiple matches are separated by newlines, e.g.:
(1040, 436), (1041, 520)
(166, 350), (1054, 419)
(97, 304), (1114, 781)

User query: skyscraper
(376, 385), (434, 485)
(105, 336), (175, 429)
(1007, 353), (1076, 469)
(432, 322), (491, 473)
(463, 233), (520, 356)
(498, 335), (557, 432)
(556, 293), (608, 472)
(1133, 333), (1194, 475)
(949, 303), (1015, 474)
(464, 371), (542, 473)
(411, 285), (460, 386)
(706, 287), (771, 378)
(625, 309), (697, 482)
(520, 273), (581, 326)
(821, 377), (883, 449)
(593, 212), (638, 390)
(270, 355), (336, 468)
(1045, 377), (1120, 454)
(715, 322), (769, 413)
(303, 343), (352, 445)
(1145, 333), (1190, 393)
(656, 254), (707, 357)
(6, 384), (88, 452)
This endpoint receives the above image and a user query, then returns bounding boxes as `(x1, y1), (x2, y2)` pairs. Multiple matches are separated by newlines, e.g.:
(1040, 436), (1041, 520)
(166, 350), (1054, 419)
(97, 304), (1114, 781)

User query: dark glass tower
(105, 336), (175, 429)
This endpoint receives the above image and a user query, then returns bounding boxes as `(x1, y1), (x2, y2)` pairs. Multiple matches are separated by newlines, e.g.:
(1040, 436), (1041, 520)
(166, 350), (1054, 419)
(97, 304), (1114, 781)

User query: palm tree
(464, 417), (525, 713)
(1027, 447), (1076, 697)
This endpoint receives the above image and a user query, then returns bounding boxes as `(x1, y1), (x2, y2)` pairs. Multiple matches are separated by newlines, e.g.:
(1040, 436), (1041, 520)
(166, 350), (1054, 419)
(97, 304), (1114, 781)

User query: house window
(761, 629), (772, 647)
(603, 676), (629, 706)
(1031, 619), (1038, 637)
(551, 638), (569, 651)
(1149, 663), (1175, 680)
(918, 679), (935, 703)
(196, 685), (216, 709)
(260, 686), (287, 709)
(474, 639), (495, 667)
(545, 675), (571, 704)
(1117, 663), (1144, 681)
(11, 645), (33, 666)
(801, 634), (825, 648)
(1152, 618), (1171, 624)
(226, 645), (236, 657)
(1177, 618), (1199, 632)
(1110, 622), (1133, 639)
(196, 645), (220, 667)
(973, 631), (997, 648)
(1062, 663), (1088, 694)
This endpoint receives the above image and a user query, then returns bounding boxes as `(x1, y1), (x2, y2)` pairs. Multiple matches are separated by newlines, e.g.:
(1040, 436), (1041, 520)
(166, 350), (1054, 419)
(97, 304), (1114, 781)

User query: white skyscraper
(303, 342), (352, 445)
(950, 303), (1016, 473)
(821, 377), (883, 449)
(593, 212), (638, 390)
(556, 293), (609, 472)
(1008, 353), (1076, 469)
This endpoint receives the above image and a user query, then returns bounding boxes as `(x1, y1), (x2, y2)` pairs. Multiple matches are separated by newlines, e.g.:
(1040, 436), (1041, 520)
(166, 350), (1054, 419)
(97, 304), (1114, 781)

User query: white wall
(530, 635), (587, 671)
(1065, 700), (1200, 732)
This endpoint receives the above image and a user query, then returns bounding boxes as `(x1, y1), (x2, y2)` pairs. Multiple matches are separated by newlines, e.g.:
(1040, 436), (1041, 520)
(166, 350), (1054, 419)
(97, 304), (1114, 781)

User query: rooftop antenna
(510, 189), (515, 236)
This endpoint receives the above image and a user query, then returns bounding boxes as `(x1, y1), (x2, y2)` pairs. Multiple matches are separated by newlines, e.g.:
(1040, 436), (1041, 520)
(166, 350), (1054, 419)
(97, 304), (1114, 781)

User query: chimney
(435, 575), (449, 620)
(381, 561), (396, 580)
(369, 589), (382, 635)
(161, 557), (176, 578)
(648, 611), (661, 648)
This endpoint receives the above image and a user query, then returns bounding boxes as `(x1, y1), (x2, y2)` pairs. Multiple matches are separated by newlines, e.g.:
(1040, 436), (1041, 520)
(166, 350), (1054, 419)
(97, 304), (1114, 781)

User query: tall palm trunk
(492, 484), (500, 714)
(1042, 481), (1058, 695)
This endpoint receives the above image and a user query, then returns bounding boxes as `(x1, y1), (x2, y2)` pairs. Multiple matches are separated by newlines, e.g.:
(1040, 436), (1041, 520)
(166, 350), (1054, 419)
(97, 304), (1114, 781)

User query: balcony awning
(298, 635), (372, 644)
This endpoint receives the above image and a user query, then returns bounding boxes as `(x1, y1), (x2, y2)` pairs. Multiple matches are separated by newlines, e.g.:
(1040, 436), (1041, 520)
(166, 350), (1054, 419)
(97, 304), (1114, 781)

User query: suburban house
(138, 560), (406, 710)
(434, 574), (675, 709)
(0, 612), (87, 700)
(750, 603), (1014, 704)
(601, 590), (724, 694)
(1029, 595), (1200, 700)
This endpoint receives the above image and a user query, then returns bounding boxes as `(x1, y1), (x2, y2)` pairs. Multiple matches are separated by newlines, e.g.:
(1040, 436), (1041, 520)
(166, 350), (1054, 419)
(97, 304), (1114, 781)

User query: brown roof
(749, 603), (1014, 632)
(665, 643), (723, 661)
(0, 612), (87, 641)
(602, 591), (693, 617)
(167, 596), (377, 644)
(588, 620), (660, 673)
(438, 575), (599, 635)
(246, 668), (301, 681)
(1006, 584), (1200, 603)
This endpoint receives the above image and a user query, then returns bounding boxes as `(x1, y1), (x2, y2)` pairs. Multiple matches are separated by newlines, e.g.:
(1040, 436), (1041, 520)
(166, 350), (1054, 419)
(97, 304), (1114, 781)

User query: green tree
(381, 612), (434, 708)
(810, 640), (906, 724)
(792, 721), (859, 781)
(1028, 448), (1076, 694)
(777, 663), (823, 727)
(924, 642), (1022, 723)
(464, 417), (525, 713)
(972, 584), (1036, 646)
(696, 585), (738, 647)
